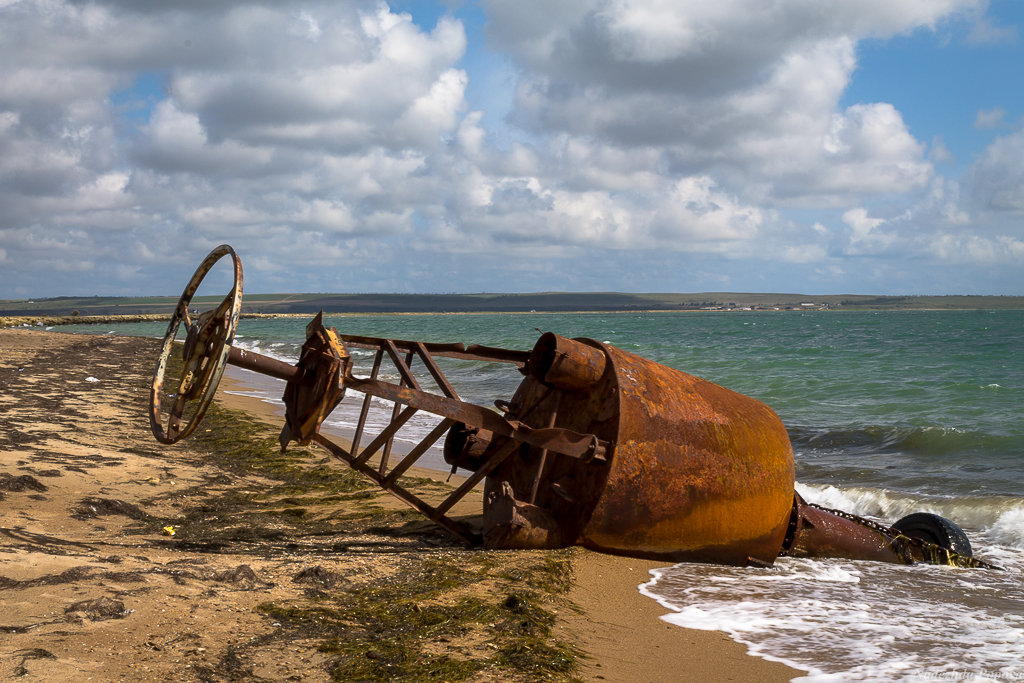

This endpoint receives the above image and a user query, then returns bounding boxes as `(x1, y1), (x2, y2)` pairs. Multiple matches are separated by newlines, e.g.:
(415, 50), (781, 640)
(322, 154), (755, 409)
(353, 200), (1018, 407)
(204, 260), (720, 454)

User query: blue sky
(1, 0), (1022, 298)
(841, 1), (1023, 172)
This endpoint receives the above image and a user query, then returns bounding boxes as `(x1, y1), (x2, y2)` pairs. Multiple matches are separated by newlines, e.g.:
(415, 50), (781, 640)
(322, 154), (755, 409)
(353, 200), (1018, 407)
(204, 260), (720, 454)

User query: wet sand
(0, 328), (799, 681)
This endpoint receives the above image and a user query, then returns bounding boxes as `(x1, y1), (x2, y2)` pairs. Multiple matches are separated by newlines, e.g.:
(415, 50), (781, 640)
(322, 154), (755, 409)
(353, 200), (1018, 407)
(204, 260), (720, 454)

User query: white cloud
(843, 207), (886, 241)
(491, 4), (936, 206)
(395, 68), (468, 145)
(965, 16), (1018, 45)
(160, 8), (467, 152)
(919, 176), (971, 226)
(929, 136), (954, 164)
(781, 243), (829, 264)
(652, 176), (764, 245)
(928, 234), (1024, 264)
(834, 207), (907, 256)
(290, 10), (322, 42)
(0, 1), (475, 294)
(968, 127), (1024, 213)
(444, 166), (766, 254)
(974, 107), (1006, 130)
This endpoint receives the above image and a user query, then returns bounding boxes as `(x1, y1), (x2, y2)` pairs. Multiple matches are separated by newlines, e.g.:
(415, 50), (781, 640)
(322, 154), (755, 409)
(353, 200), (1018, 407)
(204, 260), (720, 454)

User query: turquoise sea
(59, 309), (1024, 681)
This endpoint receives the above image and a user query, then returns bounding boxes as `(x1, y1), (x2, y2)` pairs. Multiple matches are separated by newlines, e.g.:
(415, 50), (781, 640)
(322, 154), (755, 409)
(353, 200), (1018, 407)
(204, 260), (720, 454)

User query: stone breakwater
(0, 313), (306, 329)
(0, 314), (169, 328)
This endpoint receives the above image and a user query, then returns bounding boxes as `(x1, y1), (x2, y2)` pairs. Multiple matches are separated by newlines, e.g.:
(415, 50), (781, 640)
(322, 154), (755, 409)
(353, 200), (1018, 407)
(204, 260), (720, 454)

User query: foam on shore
(642, 483), (1024, 681)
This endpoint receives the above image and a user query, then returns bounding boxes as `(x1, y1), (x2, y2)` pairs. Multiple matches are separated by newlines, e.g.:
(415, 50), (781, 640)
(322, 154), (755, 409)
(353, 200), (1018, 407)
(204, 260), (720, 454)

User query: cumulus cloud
(840, 207), (896, 255)
(0, 0), (473, 294)
(488, 2), (938, 205)
(967, 127), (1024, 213)
(0, 0), (1019, 297)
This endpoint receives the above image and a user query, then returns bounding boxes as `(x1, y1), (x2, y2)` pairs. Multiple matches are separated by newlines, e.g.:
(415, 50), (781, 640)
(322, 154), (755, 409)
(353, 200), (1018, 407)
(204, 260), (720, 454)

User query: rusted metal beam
(346, 376), (608, 462)
(353, 405), (418, 466)
(228, 346), (303, 383)
(382, 418), (456, 487)
(312, 433), (479, 545)
(413, 341), (460, 400)
(350, 347), (383, 457)
(338, 333), (529, 366)
(431, 438), (520, 519)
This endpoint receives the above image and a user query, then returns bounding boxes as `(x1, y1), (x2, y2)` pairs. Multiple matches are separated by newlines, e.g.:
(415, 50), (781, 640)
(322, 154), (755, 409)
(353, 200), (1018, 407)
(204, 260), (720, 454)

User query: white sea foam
(642, 485), (1024, 681)
(796, 482), (1024, 547)
(223, 388), (281, 406)
(988, 506), (1024, 547)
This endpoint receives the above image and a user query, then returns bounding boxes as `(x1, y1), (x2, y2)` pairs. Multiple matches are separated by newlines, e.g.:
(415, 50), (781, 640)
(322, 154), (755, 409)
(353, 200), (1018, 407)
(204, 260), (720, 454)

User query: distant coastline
(2, 292), (1022, 327)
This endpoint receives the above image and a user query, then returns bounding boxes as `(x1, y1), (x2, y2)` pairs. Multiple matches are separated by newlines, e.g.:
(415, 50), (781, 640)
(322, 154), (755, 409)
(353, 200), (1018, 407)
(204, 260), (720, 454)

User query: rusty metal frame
(225, 331), (611, 546)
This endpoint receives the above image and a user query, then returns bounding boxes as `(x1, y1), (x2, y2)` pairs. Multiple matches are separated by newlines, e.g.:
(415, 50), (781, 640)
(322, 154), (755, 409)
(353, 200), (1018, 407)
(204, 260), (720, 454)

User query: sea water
(62, 310), (1024, 680)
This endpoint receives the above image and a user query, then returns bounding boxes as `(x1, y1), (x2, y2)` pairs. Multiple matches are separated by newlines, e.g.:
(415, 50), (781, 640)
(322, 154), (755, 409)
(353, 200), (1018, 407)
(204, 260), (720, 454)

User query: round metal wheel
(150, 245), (243, 444)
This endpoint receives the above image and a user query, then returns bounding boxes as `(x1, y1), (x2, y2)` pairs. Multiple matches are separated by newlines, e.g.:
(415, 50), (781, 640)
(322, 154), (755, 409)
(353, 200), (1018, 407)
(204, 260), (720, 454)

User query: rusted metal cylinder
(528, 332), (607, 392)
(229, 346), (303, 383)
(785, 494), (907, 563)
(577, 343), (795, 566)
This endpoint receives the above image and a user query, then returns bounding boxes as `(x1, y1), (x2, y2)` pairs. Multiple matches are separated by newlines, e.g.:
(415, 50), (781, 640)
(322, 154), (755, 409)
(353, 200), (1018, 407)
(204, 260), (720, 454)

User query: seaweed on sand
(154, 400), (582, 681)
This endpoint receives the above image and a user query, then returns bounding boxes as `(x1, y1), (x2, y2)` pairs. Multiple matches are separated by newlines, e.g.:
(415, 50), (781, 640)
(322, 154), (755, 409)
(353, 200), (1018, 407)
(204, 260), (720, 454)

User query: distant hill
(2, 292), (1023, 319)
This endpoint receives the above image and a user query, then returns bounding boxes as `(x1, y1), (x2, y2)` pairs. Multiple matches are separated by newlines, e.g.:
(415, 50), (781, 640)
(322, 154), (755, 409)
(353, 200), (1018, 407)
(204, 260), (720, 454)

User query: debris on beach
(12, 649), (57, 678)
(150, 245), (995, 569)
(65, 596), (130, 621)
(0, 473), (48, 493)
(73, 497), (151, 521)
(211, 564), (263, 589)
(292, 565), (348, 592)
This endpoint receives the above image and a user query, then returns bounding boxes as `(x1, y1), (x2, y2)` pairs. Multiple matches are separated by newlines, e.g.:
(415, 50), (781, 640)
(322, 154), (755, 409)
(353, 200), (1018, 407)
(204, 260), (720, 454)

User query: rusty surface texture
(783, 494), (997, 569)
(278, 313), (350, 449)
(582, 339), (794, 564)
(149, 245), (993, 569)
(785, 493), (905, 563)
(484, 333), (794, 564)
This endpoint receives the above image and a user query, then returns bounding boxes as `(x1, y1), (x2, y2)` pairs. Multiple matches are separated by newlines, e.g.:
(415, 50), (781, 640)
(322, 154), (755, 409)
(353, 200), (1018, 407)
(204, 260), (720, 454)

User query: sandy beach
(0, 328), (799, 681)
